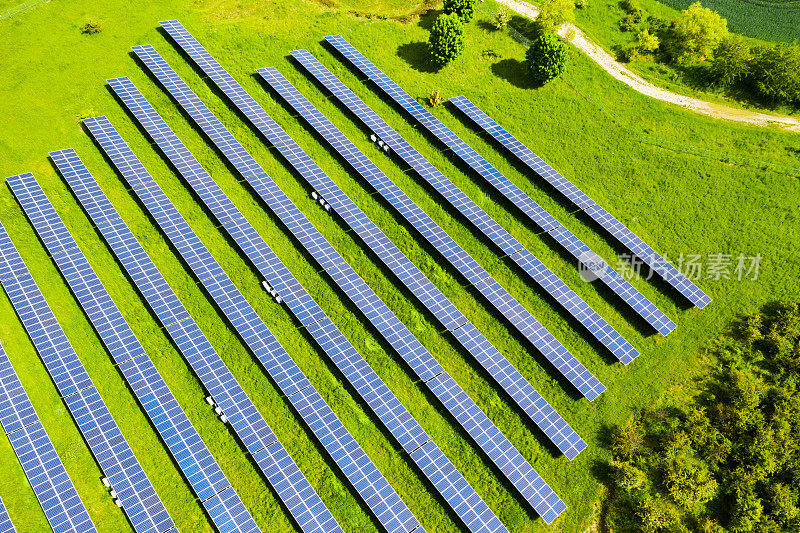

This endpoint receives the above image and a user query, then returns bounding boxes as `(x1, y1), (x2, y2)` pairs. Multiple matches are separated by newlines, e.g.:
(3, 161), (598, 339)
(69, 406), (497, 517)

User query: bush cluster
(604, 303), (800, 533)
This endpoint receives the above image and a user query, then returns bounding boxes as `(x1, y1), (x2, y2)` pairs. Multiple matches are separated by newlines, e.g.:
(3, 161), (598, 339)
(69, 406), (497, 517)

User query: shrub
(636, 28), (659, 54)
(749, 43), (800, 105)
(620, 0), (641, 13)
(619, 13), (640, 32)
(575, 0), (588, 9)
(533, 0), (575, 35)
(708, 35), (751, 88)
(494, 8), (510, 30)
(428, 89), (443, 108)
(81, 20), (102, 34)
(611, 460), (646, 491)
(665, 2), (728, 62)
(428, 13), (465, 66)
(526, 34), (568, 84)
(646, 15), (670, 36)
(443, 0), (475, 23)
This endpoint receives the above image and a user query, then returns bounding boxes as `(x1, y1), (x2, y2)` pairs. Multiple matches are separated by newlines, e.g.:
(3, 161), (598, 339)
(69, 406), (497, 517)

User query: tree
(526, 34), (568, 84)
(636, 29), (660, 54)
(665, 458), (718, 508)
(533, 0), (575, 35)
(428, 13), (465, 67)
(750, 43), (800, 105)
(709, 35), (751, 87)
(443, 0), (475, 24)
(666, 2), (728, 62)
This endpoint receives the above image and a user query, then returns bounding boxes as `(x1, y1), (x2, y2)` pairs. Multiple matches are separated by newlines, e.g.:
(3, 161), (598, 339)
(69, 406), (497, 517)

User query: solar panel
(108, 69), (568, 524)
(0, 495), (13, 533)
(0, 223), (174, 533)
(321, 49), (674, 336)
(79, 117), (428, 533)
(0, 340), (94, 533)
(50, 149), (344, 533)
(324, 36), (657, 350)
(449, 96), (712, 310)
(7, 172), (261, 533)
(290, 49), (611, 398)
(259, 67), (586, 459)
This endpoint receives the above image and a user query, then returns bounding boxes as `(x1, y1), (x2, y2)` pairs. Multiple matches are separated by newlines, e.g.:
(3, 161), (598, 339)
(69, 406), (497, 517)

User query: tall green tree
(533, 0), (575, 35)
(443, 0), (475, 24)
(428, 13), (465, 67)
(666, 2), (728, 62)
(526, 33), (568, 84)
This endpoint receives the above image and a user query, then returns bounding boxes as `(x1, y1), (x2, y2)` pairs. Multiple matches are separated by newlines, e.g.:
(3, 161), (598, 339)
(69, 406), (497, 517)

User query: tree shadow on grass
(397, 41), (440, 73)
(491, 58), (538, 89)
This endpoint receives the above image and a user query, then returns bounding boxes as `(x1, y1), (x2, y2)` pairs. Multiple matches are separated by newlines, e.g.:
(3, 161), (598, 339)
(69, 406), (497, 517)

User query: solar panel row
(0, 223), (175, 533)
(448, 96), (712, 310)
(7, 172), (261, 533)
(0, 339), (94, 533)
(289, 50), (609, 400)
(0, 495), (13, 533)
(324, 44), (675, 337)
(127, 37), (512, 530)
(258, 67), (586, 460)
(321, 36), (638, 365)
(108, 64), (566, 525)
(80, 116), (428, 533)
(51, 149), (344, 533)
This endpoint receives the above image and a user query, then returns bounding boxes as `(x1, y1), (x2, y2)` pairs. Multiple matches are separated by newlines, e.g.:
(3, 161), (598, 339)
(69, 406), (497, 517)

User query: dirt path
(495, 0), (800, 132)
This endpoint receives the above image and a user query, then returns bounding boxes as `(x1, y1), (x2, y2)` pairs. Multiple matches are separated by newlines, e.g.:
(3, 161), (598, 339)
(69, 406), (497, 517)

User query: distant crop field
(658, 0), (800, 41)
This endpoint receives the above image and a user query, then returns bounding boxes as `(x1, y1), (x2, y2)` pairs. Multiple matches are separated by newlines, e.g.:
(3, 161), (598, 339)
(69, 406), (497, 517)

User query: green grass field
(0, 0), (798, 531)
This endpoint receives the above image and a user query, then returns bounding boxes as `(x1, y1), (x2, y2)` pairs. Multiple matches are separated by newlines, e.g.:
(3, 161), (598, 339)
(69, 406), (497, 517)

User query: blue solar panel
(259, 68), (586, 461)
(289, 49), (609, 400)
(50, 149), (344, 533)
(7, 172), (261, 533)
(0, 223), (173, 533)
(324, 36), (656, 351)
(127, 34), (509, 530)
(449, 96), (712, 311)
(0, 340), (94, 533)
(109, 68), (567, 524)
(322, 40), (677, 338)
(0, 495), (13, 533)
(79, 116), (426, 533)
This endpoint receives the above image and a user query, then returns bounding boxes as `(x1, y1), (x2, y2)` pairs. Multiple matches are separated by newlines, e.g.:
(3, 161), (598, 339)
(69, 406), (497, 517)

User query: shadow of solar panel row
(323, 48), (675, 339)
(111, 56), (565, 527)
(0, 339), (94, 533)
(50, 149), (344, 533)
(6, 172), (261, 533)
(0, 225), (175, 533)
(81, 117), (425, 533)
(448, 97), (712, 310)
(259, 67), (585, 464)
(324, 36), (639, 366)
(289, 50), (606, 402)
(129, 35), (509, 532)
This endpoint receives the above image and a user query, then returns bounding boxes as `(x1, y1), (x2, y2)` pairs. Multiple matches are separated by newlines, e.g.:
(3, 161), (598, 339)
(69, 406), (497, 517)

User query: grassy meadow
(0, 0), (798, 532)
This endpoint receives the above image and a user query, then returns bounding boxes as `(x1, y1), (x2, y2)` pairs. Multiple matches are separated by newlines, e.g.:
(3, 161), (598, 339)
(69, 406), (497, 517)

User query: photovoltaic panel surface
(321, 36), (640, 364)
(324, 39), (675, 337)
(0, 222), (174, 533)
(0, 339), (94, 533)
(290, 49), (609, 399)
(81, 116), (427, 533)
(259, 67), (585, 461)
(0, 495), (13, 533)
(448, 96), (712, 310)
(50, 148), (344, 533)
(7, 172), (260, 533)
(109, 69), (566, 526)
(125, 38), (512, 529)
